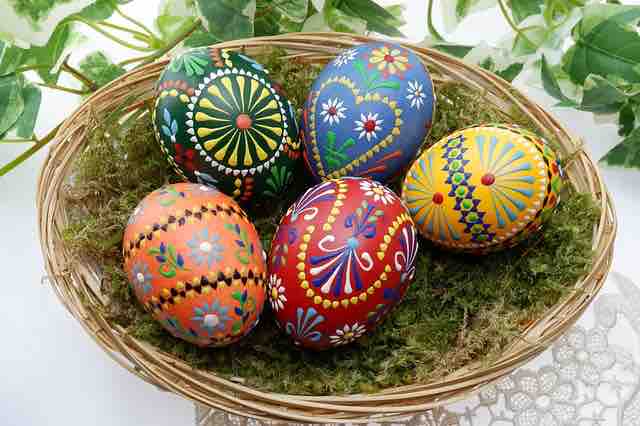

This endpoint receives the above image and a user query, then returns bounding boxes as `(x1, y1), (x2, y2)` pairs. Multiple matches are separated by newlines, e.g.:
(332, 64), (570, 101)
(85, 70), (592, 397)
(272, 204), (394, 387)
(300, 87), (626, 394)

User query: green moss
(61, 49), (598, 396)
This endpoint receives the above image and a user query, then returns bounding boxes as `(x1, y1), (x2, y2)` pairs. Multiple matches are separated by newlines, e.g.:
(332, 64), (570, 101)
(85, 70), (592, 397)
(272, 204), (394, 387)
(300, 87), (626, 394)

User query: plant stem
(0, 138), (36, 143)
(72, 17), (155, 52)
(98, 21), (152, 41)
(61, 58), (98, 91)
(36, 83), (89, 95)
(115, 6), (158, 40)
(11, 64), (55, 74)
(0, 124), (61, 176)
(139, 19), (201, 66)
(497, 0), (535, 47)
(427, 0), (445, 42)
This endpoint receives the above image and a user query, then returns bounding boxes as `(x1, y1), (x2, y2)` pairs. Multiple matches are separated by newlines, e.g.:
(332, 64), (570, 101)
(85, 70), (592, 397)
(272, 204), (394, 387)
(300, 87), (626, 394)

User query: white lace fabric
(195, 272), (640, 426)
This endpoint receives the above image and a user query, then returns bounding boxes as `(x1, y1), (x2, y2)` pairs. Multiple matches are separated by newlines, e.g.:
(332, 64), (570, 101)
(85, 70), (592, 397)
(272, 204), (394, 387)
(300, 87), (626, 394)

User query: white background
(1, 1), (639, 425)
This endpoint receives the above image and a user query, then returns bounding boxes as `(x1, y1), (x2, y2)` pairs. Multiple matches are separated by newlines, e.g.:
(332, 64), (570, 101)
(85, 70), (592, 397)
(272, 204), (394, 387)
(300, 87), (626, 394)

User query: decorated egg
(153, 47), (301, 203)
(402, 124), (563, 254)
(267, 177), (418, 350)
(301, 42), (435, 184)
(122, 183), (267, 346)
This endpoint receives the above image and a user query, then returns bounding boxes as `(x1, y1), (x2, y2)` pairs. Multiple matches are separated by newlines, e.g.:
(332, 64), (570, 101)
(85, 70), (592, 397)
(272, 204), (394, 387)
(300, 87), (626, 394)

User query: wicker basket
(37, 33), (616, 424)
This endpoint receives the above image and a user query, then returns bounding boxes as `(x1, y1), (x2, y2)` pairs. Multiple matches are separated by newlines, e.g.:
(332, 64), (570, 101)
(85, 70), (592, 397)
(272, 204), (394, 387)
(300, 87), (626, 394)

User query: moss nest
(61, 49), (598, 396)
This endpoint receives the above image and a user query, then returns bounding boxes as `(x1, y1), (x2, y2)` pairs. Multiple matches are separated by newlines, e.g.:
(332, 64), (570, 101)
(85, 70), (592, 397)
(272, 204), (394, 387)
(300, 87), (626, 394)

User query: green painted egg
(153, 47), (301, 203)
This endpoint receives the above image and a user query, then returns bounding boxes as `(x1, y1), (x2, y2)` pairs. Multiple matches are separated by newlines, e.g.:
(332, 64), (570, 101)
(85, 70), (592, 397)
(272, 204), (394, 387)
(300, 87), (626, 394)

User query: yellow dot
(341, 300), (350, 308)
(313, 296), (322, 304)
(330, 208), (340, 216)
(350, 297), (358, 305)
(296, 262), (305, 271)
(173, 296), (183, 304)
(322, 300), (331, 309)
(374, 281), (382, 288)
(359, 293), (367, 301)
(298, 272), (306, 280)
(202, 286), (212, 294)
(303, 234), (311, 243)
(301, 281), (309, 289)
(297, 252), (306, 261)
(299, 243), (308, 252)
(323, 223), (332, 231)
(306, 289), (315, 298)
(306, 225), (315, 233)
(367, 287), (375, 295)
(384, 265), (392, 273)
(381, 273), (388, 281)
(161, 289), (170, 297)
(176, 281), (185, 290)
(332, 301), (340, 309)
(384, 235), (391, 244)
(327, 216), (336, 224)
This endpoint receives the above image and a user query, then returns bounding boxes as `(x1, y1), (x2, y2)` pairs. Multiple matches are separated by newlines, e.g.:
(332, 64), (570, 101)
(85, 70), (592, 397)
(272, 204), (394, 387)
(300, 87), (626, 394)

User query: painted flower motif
(368, 45), (410, 78)
(186, 228), (224, 268)
(320, 98), (347, 126)
(161, 315), (199, 343)
(192, 301), (232, 336)
(285, 307), (325, 345)
(174, 144), (198, 172)
(333, 48), (358, 67)
(329, 322), (367, 346)
(268, 274), (287, 312)
(161, 108), (178, 143)
(130, 261), (152, 296)
(406, 80), (427, 110)
(552, 326), (615, 385)
(359, 179), (395, 205)
(505, 368), (577, 426)
(354, 112), (383, 142)
(220, 49), (233, 67)
(168, 49), (209, 77)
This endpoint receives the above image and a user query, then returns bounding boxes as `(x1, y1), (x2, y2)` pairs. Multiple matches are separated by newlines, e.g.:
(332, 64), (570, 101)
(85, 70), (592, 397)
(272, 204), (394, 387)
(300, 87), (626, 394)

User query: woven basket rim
(36, 32), (617, 423)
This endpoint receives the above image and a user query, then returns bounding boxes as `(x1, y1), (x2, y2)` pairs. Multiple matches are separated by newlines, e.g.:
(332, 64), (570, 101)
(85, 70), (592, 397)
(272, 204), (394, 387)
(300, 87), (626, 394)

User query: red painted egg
(267, 177), (418, 350)
(122, 183), (267, 347)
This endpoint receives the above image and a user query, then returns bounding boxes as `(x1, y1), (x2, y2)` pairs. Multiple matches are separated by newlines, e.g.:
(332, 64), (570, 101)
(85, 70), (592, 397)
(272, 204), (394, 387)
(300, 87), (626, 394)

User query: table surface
(1, 2), (639, 425)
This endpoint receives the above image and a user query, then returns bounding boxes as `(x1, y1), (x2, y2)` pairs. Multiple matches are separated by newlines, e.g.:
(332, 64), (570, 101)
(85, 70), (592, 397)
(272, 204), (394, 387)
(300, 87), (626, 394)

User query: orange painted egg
(402, 124), (563, 254)
(122, 183), (267, 346)
(267, 177), (418, 350)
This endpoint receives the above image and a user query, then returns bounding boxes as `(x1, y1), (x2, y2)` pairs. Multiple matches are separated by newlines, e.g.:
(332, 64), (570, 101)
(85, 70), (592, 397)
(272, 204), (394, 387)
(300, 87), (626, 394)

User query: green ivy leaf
(508, 0), (543, 23)
(155, 0), (198, 43)
(600, 127), (640, 168)
(337, 0), (404, 37)
(77, 0), (119, 21)
(78, 51), (126, 88)
(512, 24), (551, 56)
(0, 44), (26, 76)
(0, 75), (24, 136)
(579, 75), (628, 113)
(618, 102), (635, 136)
(195, 0), (256, 41)
(540, 55), (577, 107)
(432, 43), (473, 59)
(183, 25), (220, 48)
(13, 83), (42, 139)
(496, 62), (524, 82)
(301, 12), (330, 32)
(563, 5), (640, 85)
(323, 1), (367, 34)
(255, 0), (309, 36)
(441, 0), (496, 33)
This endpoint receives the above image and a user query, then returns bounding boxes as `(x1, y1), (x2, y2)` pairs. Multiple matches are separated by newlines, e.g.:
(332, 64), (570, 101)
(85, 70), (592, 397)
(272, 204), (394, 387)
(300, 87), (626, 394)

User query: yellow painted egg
(402, 124), (563, 253)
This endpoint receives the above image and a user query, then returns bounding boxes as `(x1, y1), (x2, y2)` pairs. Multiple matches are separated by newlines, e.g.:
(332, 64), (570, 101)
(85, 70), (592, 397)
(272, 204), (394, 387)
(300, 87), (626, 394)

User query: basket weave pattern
(37, 33), (616, 423)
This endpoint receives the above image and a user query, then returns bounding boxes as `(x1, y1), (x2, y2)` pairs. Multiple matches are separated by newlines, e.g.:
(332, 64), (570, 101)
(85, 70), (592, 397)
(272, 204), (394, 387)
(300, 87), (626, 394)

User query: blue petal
(171, 120), (178, 134)
(163, 108), (171, 125)
(155, 255), (166, 263)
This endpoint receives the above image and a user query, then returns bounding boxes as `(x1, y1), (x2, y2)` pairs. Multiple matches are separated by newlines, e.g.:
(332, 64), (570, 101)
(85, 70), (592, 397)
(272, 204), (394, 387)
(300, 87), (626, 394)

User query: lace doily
(195, 272), (640, 426)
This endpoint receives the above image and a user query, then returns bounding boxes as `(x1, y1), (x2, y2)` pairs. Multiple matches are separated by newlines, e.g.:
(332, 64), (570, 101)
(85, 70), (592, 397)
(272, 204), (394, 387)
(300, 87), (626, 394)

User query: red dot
(364, 119), (377, 132)
(328, 106), (337, 116)
(481, 173), (495, 186)
(432, 192), (444, 204)
(384, 54), (395, 63)
(236, 114), (252, 130)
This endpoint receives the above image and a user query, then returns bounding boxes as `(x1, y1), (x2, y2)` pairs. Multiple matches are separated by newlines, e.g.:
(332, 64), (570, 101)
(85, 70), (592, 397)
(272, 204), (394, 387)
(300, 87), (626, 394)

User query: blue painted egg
(302, 42), (435, 183)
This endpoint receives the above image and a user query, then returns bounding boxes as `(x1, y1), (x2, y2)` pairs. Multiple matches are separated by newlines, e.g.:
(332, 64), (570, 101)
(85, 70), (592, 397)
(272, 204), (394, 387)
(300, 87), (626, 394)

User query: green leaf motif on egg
(153, 47), (301, 203)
